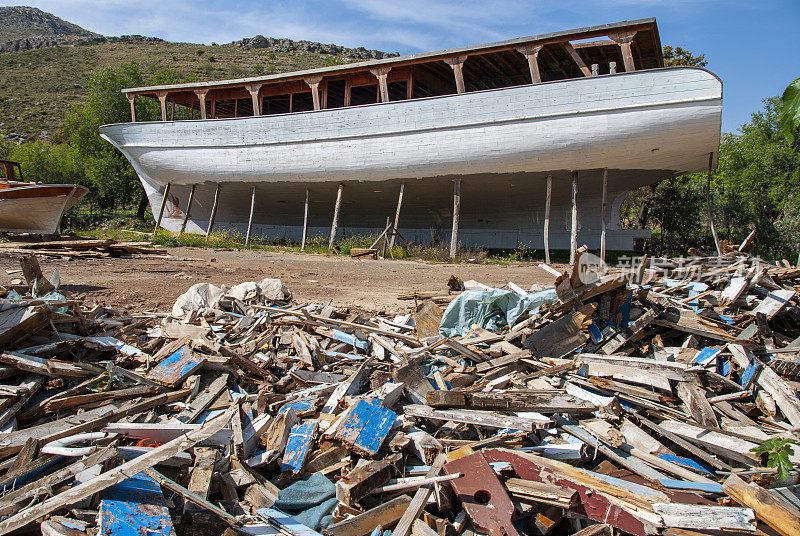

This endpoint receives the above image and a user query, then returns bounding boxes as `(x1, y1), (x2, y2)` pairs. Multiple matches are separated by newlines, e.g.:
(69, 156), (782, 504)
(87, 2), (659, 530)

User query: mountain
(0, 6), (397, 143)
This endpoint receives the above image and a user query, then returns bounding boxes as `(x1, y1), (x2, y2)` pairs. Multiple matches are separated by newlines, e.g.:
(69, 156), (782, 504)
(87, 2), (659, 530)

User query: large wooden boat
(99, 18), (722, 252)
(0, 161), (88, 235)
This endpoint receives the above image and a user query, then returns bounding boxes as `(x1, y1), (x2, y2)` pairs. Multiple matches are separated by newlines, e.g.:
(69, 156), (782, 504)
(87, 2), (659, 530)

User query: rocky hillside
(0, 6), (397, 143)
(0, 6), (101, 52)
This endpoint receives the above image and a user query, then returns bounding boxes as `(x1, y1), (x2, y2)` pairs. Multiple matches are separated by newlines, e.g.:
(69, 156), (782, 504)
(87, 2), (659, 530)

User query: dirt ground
(0, 247), (564, 314)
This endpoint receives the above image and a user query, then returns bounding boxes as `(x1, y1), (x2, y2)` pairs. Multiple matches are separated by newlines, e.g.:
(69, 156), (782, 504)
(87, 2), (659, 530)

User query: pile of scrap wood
(0, 237), (167, 259)
(2, 248), (800, 536)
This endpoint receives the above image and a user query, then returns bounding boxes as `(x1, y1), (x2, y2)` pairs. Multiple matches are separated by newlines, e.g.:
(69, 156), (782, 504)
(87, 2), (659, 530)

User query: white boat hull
(100, 67), (722, 250)
(0, 184), (88, 234)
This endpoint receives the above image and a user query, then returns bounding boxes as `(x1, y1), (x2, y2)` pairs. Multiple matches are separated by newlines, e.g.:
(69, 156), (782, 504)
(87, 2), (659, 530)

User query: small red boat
(0, 160), (89, 234)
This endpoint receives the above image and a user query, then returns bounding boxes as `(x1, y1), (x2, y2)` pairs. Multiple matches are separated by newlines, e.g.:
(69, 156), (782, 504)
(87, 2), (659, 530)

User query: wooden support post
(329, 183), (344, 250)
(570, 171), (578, 264)
(389, 183), (405, 250)
(370, 67), (392, 103)
(205, 184), (221, 241)
(194, 89), (208, 119)
(305, 76), (323, 110)
(517, 45), (542, 84)
(450, 179), (461, 259)
(301, 188), (310, 251)
(153, 182), (171, 235)
(156, 91), (169, 121)
(180, 184), (196, 236)
(561, 42), (592, 77)
(544, 175), (551, 264)
(600, 168), (608, 263)
(706, 152), (723, 256)
(609, 30), (637, 72)
(245, 186), (257, 248)
(127, 95), (136, 122)
(444, 56), (468, 94)
(245, 83), (262, 115)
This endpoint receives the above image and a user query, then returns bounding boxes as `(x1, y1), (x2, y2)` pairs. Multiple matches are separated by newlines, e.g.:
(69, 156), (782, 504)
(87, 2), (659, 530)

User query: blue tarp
(439, 287), (558, 338)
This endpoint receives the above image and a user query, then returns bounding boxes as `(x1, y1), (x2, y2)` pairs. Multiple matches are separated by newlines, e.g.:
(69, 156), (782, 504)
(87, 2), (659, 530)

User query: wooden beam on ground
(301, 188), (309, 251)
(329, 183), (344, 250)
(608, 30), (637, 72)
(153, 182), (171, 235)
(517, 45), (542, 83)
(389, 183), (405, 250)
(146, 467), (240, 526)
(245, 185), (257, 247)
(444, 56), (468, 93)
(570, 170), (578, 264)
(205, 184), (221, 240)
(179, 184), (196, 236)
(450, 179), (461, 259)
(722, 473), (800, 536)
(600, 168), (608, 263)
(544, 174), (552, 264)
(0, 405), (234, 534)
(329, 495), (412, 536)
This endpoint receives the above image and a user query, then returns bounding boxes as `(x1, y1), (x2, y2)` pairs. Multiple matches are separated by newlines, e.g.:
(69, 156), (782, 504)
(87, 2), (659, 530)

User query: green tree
(662, 45), (707, 67)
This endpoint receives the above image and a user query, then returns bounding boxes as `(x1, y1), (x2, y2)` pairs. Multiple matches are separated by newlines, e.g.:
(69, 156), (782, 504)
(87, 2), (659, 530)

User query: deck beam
(156, 91), (169, 121)
(444, 56), (468, 94)
(329, 183), (344, 250)
(370, 67), (392, 103)
(245, 83), (262, 115)
(305, 76), (323, 110)
(245, 186), (257, 247)
(609, 30), (637, 72)
(180, 184), (196, 236)
(127, 95), (136, 122)
(194, 90), (208, 119)
(562, 43), (592, 77)
(517, 45), (543, 84)
(450, 179), (461, 259)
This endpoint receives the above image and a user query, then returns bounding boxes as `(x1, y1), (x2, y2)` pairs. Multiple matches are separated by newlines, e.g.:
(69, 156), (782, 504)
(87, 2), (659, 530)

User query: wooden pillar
(600, 168), (608, 263)
(544, 175), (551, 264)
(450, 179), (461, 259)
(205, 184), (221, 240)
(389, 183), (405, 250)
(707, 152), (723, 256)
(194, 89), (208, 119)
(609, 30), (637, 72)
(370, 67), (392, 103)
(153, 182), (171, 235)
(245, 186), (257, 247)
(444, 56), (468, 94)
(180, 184), (196, 236)
(301, 188), (309, 251)
(245, 83), (262, 115)
(329, 183), (344, 250)
(561, 42), (592, 77)
(517, 45), (542, 84)
(127, 95), (136, 122)
(305, 76), (323, 110)
(570, 171), (578, 264)
(156, 91), (169, 121)
(170, 101), (175, 120)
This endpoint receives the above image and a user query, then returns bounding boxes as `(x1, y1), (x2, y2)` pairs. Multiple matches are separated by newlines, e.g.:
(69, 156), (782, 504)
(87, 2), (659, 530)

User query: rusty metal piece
(444, 451), (520, 536)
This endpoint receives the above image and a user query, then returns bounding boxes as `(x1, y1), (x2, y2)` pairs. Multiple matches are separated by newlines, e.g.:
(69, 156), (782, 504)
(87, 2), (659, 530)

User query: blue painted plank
(658, 453), (713, 474)
(658, 478), (723, 494)
(255, 508), (324, 536)
(616, 293), (632, 329)
(331, 329), (368, 350)
(740, 362), (761, 387)
(279, 399), (316, 416)
(693, 348), (721, 366)
(281, 420), (318, 474)
(99, 472), (175, 536)
(335, 398), (396, 456)
(587, 322), (603, 343)
(146, 346), (206, 386)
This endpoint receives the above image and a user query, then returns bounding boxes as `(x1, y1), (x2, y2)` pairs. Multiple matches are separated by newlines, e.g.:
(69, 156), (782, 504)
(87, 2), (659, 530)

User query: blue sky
(4, 0), (799, 132)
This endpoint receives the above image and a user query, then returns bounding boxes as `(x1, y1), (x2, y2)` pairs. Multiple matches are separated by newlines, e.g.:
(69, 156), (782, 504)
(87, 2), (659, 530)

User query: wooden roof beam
(561, 42), (591, 77)
(608, 30), (637, 72)
(517, 45), (542, 83)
